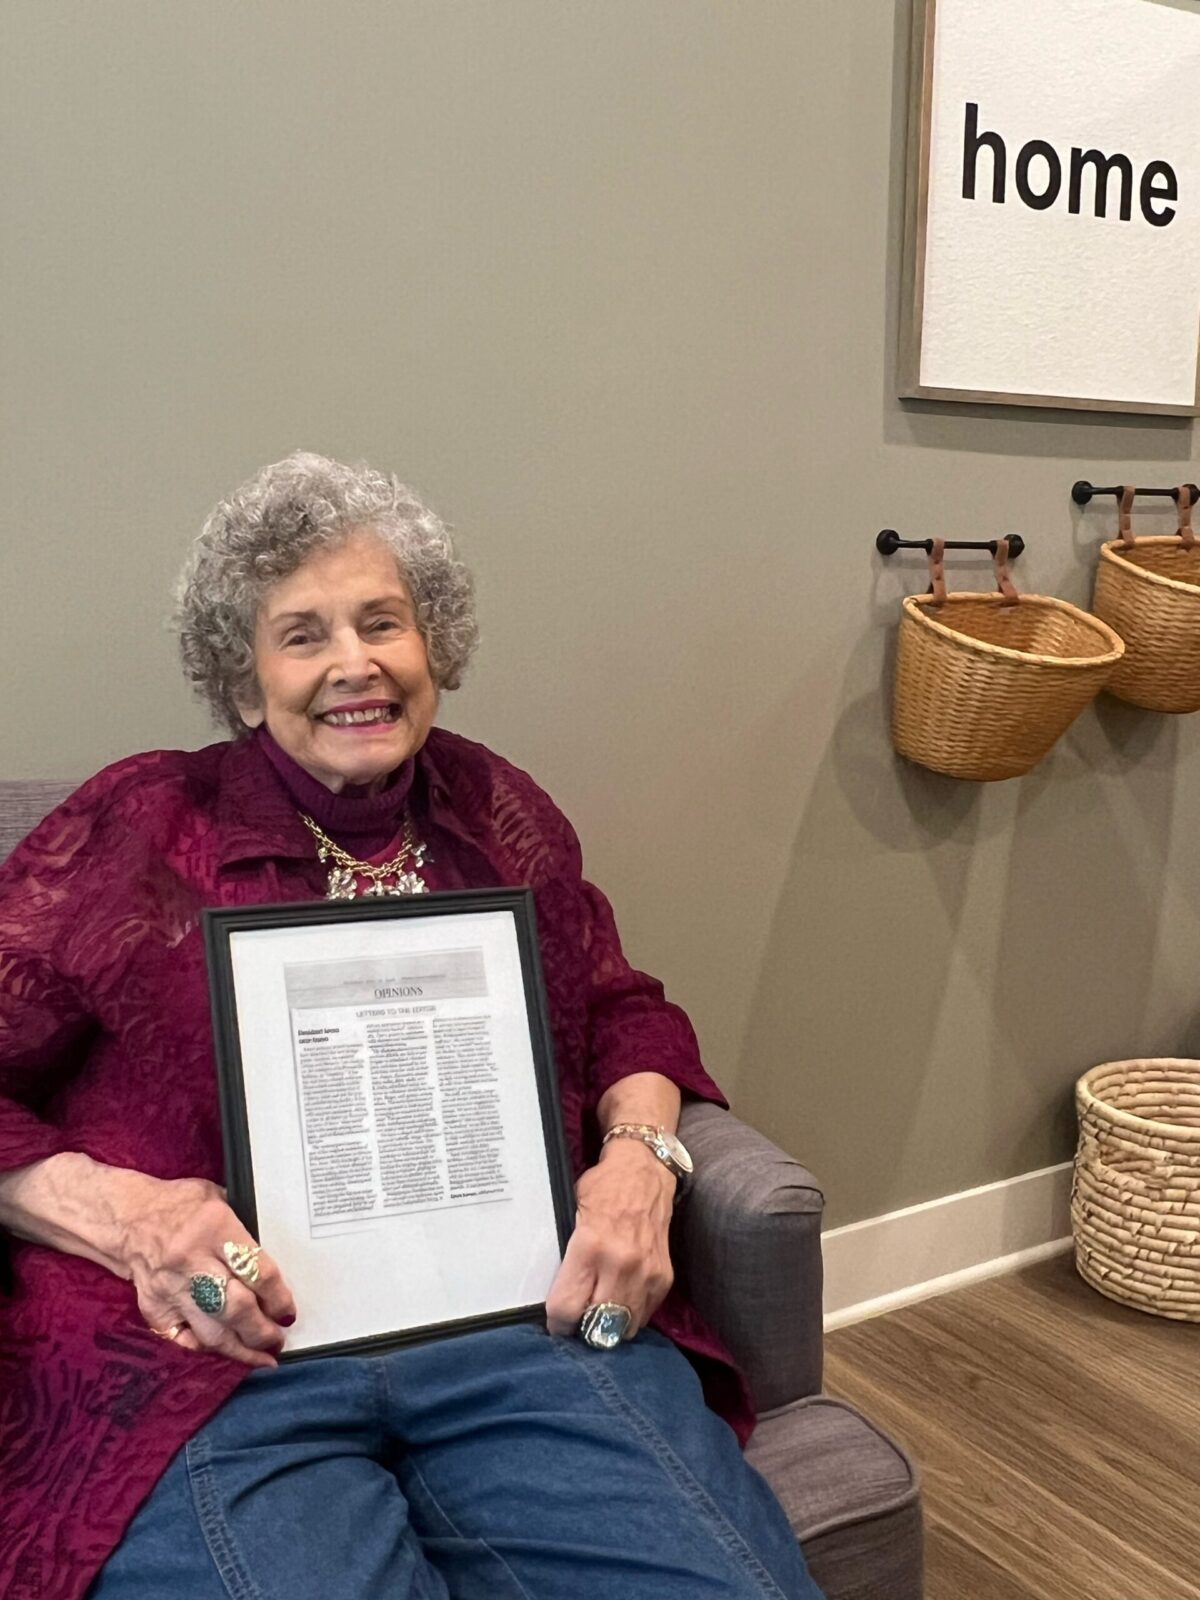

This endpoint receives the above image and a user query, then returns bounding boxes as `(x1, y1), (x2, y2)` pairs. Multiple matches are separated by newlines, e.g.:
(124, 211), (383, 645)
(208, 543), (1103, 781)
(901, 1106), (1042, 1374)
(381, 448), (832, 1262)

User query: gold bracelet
(601, 1122), (660, 1146)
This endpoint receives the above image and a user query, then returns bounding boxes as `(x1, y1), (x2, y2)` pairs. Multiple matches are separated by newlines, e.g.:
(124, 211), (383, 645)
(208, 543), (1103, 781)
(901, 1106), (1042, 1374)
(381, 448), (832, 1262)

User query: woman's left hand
(545, 1139), (676, 1341)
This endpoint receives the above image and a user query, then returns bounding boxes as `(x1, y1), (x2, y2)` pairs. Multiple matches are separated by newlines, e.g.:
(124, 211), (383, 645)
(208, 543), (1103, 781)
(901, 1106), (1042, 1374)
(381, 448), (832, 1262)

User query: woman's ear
(235, 694), (265, 730)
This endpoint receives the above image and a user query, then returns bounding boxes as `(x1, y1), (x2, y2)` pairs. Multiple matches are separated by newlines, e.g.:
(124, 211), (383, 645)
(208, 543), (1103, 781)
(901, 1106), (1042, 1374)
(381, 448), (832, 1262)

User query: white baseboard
(822, 1162), (1075, 1331)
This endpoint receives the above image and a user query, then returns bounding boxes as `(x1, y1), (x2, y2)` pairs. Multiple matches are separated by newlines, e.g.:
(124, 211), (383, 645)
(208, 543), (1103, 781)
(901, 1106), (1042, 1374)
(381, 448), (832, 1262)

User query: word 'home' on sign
(961, 103), (1178, 227)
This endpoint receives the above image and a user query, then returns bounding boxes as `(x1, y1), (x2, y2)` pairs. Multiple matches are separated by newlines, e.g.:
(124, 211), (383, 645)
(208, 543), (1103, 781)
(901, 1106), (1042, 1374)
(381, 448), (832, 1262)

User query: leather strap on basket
(927, 538), (947, 603)
(993, 537), (1019, 604)
(1118, 484), (1136, 547)
(1177, 484), (1195, 549)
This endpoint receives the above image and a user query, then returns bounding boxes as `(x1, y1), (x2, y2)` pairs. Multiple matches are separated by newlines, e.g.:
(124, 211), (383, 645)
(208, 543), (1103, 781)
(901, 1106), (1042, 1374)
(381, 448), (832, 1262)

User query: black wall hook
(876, 530), (1026, 560)
(1072, 480), (1200, 506)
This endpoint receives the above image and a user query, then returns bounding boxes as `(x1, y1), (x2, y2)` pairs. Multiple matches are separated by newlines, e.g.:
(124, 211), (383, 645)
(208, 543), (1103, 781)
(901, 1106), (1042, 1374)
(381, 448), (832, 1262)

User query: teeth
(322, 707), (394, 726)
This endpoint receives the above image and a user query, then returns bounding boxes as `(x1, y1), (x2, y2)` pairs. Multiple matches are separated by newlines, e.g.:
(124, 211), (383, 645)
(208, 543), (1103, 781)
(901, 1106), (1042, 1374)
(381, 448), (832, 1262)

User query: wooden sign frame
(898, 0), (1200, 417)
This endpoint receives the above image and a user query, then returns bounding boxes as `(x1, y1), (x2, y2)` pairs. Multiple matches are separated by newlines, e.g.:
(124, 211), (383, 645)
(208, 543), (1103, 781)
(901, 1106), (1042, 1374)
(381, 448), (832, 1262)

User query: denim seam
(404, 1459), (537, 1600)
(375, 1350), (391, 1463)
(184, 1434), (266, 1600)
(549, 1338), (792, 1600)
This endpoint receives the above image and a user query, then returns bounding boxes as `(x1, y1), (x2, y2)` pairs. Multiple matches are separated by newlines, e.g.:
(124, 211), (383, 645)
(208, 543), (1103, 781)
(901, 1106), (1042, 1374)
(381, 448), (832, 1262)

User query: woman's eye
(283, 633), (311, 647)
(369, 619), (400, 634)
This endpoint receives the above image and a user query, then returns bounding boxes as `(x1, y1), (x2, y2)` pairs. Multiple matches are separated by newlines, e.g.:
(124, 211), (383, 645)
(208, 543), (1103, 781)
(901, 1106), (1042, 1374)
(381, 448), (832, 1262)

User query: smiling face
(238, 529), (439, 793)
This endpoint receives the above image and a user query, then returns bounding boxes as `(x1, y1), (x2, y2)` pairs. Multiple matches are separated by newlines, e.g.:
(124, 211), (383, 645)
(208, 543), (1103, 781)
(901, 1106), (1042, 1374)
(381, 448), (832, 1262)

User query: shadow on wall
(734, 581), (1182, 1225)
(735, 597), (984, 1223)
(984, 697), (1178, 1176)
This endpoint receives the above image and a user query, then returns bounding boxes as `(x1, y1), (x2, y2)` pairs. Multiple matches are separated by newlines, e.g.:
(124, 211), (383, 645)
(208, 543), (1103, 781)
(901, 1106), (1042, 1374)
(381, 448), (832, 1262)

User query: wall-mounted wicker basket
(1092, 488), (1200, 713)
(892, 540), (1124, 781)
(1073, 1058), (1200, 1324)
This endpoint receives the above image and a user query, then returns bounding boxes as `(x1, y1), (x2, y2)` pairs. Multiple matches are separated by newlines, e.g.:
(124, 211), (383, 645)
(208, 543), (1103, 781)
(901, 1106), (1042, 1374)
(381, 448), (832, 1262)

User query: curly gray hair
(174, 451), (479, 734)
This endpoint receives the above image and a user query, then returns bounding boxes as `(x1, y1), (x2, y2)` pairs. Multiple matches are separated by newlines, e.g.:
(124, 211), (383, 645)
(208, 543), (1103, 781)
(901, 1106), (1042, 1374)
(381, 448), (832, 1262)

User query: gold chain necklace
(299, 812), (429, 900)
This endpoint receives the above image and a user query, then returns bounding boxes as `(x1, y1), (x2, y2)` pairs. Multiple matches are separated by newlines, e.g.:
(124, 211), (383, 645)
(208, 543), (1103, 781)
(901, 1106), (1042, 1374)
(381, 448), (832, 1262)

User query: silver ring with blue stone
(189, 1271), (229, 1317)
(580, 1301), (632, 1350)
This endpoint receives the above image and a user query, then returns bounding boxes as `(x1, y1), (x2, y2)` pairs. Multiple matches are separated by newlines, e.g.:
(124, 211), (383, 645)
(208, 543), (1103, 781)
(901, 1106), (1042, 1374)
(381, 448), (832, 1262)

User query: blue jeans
(89, 1324), (825, 1600)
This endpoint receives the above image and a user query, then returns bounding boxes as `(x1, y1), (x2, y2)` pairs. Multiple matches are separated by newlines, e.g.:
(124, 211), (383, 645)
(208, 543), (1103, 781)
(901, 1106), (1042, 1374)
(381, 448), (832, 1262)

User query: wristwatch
(601, 1123), (694, 1198)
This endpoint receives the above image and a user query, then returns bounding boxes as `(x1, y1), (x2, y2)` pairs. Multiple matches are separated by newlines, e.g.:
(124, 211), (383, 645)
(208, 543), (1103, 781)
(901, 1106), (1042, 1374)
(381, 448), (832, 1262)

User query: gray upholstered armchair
(677, 1102), (922, 1598)
(0, 783), (922, 1599)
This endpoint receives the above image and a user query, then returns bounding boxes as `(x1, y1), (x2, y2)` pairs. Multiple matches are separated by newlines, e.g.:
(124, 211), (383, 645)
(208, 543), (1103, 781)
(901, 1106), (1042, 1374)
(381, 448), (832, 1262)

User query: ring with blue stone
(580, 1301), (632, 1350)
(189, 1271), (229, 1317)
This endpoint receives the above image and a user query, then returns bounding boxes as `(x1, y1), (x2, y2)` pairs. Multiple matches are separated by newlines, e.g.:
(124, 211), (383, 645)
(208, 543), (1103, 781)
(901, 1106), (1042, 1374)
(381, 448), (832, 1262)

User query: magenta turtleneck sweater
(255, 727), (416, 859)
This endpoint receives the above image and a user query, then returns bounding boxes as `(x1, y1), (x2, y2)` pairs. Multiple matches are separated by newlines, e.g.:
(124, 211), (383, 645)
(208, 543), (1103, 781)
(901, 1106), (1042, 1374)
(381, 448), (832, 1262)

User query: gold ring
(222, 1240), (263, 1285)
(154, 1322), (187, 1341)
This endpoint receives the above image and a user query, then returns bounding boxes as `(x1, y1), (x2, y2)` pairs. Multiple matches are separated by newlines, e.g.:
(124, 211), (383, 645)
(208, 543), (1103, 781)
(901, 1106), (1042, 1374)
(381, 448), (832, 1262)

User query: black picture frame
(203, 887), (575, 1361)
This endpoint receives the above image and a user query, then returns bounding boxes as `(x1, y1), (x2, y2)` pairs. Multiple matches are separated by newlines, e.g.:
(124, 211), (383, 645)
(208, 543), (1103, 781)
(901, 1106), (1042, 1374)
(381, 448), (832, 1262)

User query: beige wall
(3, 2), (1198, 1225)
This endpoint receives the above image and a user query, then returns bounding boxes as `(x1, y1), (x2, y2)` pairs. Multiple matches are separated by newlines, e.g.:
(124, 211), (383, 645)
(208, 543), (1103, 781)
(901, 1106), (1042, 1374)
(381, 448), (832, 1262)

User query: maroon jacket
(0, 728), (752, 1600)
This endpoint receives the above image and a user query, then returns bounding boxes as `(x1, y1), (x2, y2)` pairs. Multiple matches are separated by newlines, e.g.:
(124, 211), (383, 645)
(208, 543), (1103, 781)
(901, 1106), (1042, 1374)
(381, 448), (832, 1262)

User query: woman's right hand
(0, 1151), (297, 1367)
(116, 1170), (297, 1367)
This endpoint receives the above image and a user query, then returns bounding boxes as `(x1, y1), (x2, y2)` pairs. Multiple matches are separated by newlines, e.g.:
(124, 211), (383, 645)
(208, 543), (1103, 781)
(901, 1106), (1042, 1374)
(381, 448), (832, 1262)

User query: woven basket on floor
(1091, 485), (1200, 713)
(892, 540), (1124, 781)
(1073, 1059), (1200, 1323)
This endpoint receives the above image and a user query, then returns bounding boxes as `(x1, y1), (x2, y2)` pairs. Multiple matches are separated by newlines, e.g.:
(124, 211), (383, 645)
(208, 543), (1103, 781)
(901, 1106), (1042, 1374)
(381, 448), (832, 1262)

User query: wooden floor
(824, 1252), (1200, 1600)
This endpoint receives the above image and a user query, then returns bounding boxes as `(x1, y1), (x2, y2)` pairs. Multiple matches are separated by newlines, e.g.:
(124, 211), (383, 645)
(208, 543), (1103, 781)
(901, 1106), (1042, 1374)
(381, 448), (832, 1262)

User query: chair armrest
(674, 1101), (825, 1411)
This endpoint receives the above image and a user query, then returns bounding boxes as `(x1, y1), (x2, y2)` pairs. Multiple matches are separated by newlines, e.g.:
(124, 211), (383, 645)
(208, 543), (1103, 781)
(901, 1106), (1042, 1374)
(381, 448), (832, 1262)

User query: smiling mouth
(316, 704), (401, 728)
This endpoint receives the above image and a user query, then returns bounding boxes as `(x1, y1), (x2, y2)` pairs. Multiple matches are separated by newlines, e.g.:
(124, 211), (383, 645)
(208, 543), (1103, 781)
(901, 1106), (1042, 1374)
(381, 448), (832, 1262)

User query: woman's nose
(328, 630), (378, 685)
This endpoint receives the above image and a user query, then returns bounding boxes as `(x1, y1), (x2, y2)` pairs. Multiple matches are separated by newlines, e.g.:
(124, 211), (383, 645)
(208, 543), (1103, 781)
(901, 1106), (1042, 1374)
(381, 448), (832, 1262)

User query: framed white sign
(899, 0), (1200, 415)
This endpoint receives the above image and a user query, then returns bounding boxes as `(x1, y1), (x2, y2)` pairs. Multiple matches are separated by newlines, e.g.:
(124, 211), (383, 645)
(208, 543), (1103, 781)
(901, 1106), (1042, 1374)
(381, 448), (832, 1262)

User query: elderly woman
(0, 453), (824, 1600)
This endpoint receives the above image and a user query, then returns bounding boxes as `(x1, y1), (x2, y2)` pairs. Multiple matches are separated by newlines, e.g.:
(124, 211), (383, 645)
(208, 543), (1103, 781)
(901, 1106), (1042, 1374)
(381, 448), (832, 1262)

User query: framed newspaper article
(203, 889), (575, 1359)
